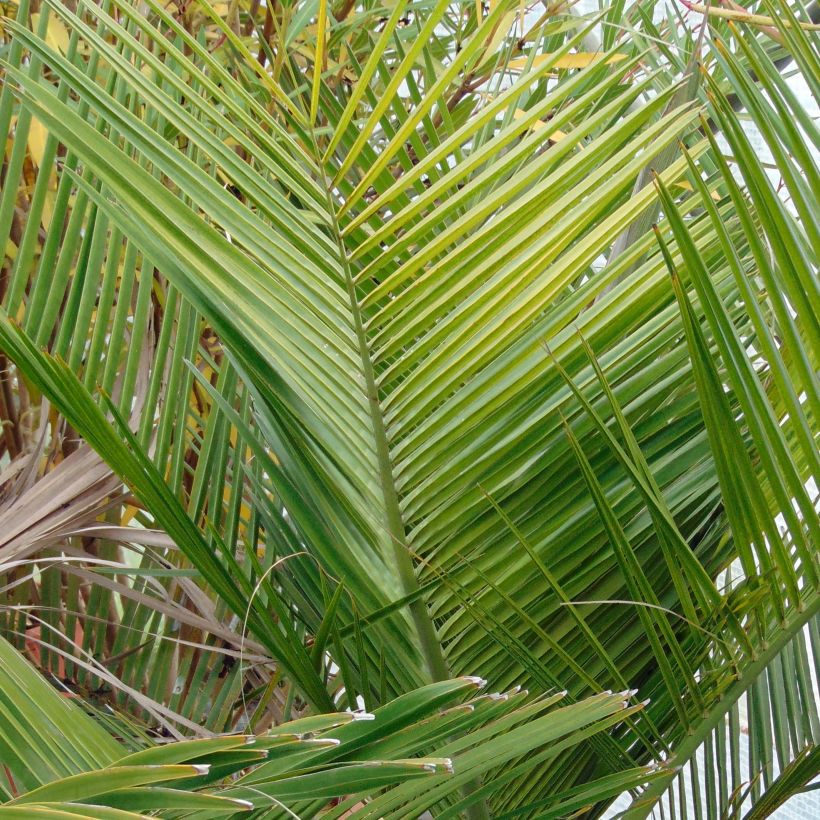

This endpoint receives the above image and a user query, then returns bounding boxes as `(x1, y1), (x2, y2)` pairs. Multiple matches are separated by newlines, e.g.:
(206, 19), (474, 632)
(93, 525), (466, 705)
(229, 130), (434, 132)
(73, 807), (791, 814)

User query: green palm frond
(0, 633), (646, 817)
(0, 0), (817, 816)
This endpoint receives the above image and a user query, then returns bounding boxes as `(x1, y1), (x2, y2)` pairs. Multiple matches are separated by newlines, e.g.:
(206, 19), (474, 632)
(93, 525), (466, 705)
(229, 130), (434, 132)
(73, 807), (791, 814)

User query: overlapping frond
(0, 0), (817, 816)
(0, 633), (648, 817)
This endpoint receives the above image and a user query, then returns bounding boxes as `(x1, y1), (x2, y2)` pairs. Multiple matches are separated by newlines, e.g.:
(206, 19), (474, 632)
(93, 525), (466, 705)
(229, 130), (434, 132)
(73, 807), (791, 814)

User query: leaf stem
(311, 141), (450, 686)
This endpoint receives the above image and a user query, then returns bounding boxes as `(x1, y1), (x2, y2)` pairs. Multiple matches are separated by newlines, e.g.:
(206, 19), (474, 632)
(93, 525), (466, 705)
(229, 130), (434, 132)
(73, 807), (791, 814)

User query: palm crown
(0, 0), (817, 817)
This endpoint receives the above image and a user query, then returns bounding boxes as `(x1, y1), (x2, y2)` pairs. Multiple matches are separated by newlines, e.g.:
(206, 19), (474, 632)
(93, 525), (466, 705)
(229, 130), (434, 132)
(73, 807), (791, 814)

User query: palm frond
(0, 0), (817, 816)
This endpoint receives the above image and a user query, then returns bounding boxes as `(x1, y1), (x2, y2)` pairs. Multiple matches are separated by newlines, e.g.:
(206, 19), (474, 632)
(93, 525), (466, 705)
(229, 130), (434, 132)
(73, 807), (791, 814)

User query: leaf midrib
(312, 137), (450, 685)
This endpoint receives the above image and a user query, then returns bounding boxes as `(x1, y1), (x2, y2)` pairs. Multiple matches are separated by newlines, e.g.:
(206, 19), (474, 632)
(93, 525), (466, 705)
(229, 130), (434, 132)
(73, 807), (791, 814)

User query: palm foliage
(0, 0), (817, 817)
(2, 632), (651, 816)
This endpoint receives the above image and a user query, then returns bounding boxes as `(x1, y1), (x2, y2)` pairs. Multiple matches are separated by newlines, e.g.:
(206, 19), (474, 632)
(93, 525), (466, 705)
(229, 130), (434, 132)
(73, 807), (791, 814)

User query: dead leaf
(508, 52), (628, 71)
